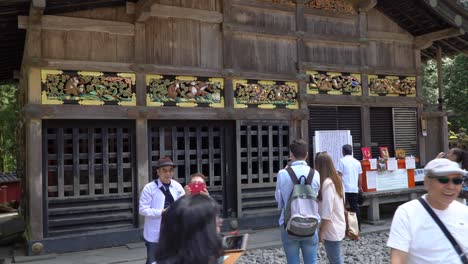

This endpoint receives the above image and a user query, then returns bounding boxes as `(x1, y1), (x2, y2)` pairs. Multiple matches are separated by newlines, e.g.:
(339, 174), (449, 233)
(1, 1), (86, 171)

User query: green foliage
(0, 82), (18, 172)
(423, 54), (468, 133)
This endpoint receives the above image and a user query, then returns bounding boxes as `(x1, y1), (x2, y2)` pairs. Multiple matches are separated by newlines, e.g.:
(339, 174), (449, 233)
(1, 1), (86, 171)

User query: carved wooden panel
(368, 75), (416, 97)
(146, 75), (224, 107)
(307, 71), (361, 95)
(233, 79), (298, 109)
(41, 70), (136, 105)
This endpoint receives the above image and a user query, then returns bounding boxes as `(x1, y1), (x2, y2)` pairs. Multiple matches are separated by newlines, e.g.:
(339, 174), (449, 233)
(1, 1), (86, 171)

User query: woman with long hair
(155, 194), (223, 264)
(315, 152), (346, 264)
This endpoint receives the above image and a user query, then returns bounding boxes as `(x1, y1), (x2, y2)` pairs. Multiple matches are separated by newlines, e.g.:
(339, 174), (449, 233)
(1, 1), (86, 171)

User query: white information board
(313, 130), (352, 168)
(366, 171), (378, 189)
(376, 169), (409, 191)
(414, 168), (425, 182)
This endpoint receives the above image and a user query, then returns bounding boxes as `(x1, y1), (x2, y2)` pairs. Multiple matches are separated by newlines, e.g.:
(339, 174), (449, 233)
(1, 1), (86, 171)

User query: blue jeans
(323, 240), (344, 264)
(280, 227), (318, 264)
(145, 241), (158, 264)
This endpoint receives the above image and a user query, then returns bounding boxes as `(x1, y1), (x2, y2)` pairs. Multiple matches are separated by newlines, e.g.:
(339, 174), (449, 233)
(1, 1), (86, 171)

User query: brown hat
(156, 157), (176, 168)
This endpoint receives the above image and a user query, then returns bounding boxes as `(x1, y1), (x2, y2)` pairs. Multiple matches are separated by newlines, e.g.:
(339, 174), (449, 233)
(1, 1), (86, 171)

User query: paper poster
(377, 169), (408, 191)
(370, 159), (377, 170)
(387, 158), (398, 171)
(314, 130), (352, 167)
(405, 157), (416, 169)
(366, 171), (378, 189)
(414, 168), (425, 182)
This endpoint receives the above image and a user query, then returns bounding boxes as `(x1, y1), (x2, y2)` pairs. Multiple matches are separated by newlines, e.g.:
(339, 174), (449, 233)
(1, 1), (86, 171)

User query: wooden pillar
(26, 118), (43, 240)
(361, 106), (371, 147)
(417, 105), (427, 165)
(136, 118), (149, 227)
(436, 46), (445, 110)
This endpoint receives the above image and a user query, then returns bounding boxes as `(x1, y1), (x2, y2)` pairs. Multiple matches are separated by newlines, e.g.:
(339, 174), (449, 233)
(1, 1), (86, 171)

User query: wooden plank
(42, 30), (65, 59)
(367, 30), (413, 44)
(90, 32), (117, 62)
(134, 22), (146, 64)
(173, 19), (199, 66)
(57, 128), (65, 198)
(103, 128), (109, 195)
(65, 31), (90, 61)
(19, 15), (135, 36)
(150, 4), (223, 24)
(268, 126), (274, 183)
(116, 35), (134, 63)
(224, 23), (297, 40)
(232, 0), (295, 13)
(117, 128), (124, 194)
(88, 129), (95, 195)
(27, 67), (41, 104)
(146, 17), (172, 65)
(300, 61), (361, 73)
(73, 128), (80, 196)
(200, 22), (222, 68)
(196, 127), (202, 173)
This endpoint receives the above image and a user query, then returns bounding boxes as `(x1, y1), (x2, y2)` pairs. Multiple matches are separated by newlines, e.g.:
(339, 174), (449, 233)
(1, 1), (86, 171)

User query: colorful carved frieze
(41, 70), (136, 105)
(146, 75), (224, 107)
(306, 0), (356, 14)
(307, 71), (362, 95)
(368, 75), (416, 97)
(233, 79), (298, 109)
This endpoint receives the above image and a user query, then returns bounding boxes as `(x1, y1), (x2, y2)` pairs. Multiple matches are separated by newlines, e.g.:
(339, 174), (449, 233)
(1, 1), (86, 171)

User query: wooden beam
(19, 15), (135, 36)
(414, 27), (464, 49)
(348, 0), (377, 12)
(126, 1), (135, 14)
(149, 4), (223, 23)
(439, 39), (468, 55)
(368, 30), (414, 44)
(135, 0), (154, 22)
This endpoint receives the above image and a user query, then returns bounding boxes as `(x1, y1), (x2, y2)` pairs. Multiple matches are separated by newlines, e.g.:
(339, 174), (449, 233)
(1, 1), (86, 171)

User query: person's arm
(275, 170), (284, 208)
(336, 160), (343, 177)
(435, 152), (446, 159)
(319, 219), (331, 243)
(184, 185), (191, 195)
(139, 185), (164, 218)
(390, 248), (408, 264)
(358, 173), (363, 192)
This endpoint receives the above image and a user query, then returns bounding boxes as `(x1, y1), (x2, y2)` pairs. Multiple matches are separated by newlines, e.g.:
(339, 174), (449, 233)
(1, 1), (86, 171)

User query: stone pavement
(0, 219), (391, 264)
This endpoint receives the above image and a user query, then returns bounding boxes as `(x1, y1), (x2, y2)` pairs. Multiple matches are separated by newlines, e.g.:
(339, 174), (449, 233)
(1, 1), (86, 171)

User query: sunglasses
(429, 176), (464, 185)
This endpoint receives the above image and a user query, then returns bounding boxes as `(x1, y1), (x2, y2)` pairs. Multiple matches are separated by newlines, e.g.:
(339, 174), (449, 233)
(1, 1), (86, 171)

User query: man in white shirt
(336, 144), (362, 228)
(139, 157), (185, 264)
(275, 139), (321, 264)
(387, 158), (468, 264)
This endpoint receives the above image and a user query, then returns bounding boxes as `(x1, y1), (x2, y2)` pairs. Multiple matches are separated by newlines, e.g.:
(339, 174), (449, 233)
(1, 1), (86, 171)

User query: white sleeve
(336, 159), (344, 173)
(139, 185), (163, 218)
(275, 171), (284, 209)
(320, 184), (334, 220)
(311, 170), (320, 194)
(386, 206), (411, 252)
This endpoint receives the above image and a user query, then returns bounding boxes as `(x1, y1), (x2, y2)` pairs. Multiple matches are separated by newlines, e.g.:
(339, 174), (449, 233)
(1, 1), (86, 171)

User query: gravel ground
(237, 232), (390, 264)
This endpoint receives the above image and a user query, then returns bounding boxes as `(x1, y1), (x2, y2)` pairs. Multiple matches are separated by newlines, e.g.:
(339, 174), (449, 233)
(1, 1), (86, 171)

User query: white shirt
(139, 178), (185, 242)
(336, 155), (362, 193)
(387, 195), (468, 264)
(319, 178), (346, 241)
(275, 160), (321, 226)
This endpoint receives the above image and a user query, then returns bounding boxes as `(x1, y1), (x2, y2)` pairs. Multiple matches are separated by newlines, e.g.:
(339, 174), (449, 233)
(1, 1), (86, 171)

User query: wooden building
(1, 0), (467, 254)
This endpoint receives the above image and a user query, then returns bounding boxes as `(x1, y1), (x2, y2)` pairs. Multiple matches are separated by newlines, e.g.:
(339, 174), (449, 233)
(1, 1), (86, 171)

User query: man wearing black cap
(387, 158), (468, 264)
(139, 157), (185, 264)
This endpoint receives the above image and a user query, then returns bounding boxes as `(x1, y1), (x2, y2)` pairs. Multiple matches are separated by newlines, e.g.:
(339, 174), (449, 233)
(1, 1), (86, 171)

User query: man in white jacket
(139, 157), (185, 264)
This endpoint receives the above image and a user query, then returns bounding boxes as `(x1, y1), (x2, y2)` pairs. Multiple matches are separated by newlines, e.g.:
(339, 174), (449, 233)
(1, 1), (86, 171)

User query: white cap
(424, 158), (466, 177)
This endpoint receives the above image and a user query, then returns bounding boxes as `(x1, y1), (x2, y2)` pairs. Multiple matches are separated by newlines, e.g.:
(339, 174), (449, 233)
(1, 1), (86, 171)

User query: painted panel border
(368, 75), (416, 97)
(233, 79), (298, 109)
(41, 69), (136, 106)
(306, 70), (362, 96)
(146, 75), (224, 108)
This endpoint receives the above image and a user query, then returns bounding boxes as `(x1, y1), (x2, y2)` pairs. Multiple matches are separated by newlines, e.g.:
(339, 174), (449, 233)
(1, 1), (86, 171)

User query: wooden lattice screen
(148, 121), (228, 211)
(43, 121), (136, 237)
(236, 120), (289, 218)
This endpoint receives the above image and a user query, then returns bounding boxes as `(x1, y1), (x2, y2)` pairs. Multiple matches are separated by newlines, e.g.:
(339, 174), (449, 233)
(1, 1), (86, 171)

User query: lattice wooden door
(148, 121), (233, 214)
(236, 120), (289, 218)
(42, 120), (137, 237)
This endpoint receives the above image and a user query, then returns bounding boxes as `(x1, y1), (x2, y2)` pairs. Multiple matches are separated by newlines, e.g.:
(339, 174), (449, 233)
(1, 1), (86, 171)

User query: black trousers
(345, 192), (361, 229)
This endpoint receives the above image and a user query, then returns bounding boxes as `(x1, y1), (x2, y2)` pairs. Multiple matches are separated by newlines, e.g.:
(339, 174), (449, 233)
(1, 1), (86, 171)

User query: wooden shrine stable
(3, 0), (467, 254)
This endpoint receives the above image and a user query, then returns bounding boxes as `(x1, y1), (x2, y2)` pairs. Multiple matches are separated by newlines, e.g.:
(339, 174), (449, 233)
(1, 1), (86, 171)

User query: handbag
(418, 197), (468, 264)
(343, 198), (360, 240)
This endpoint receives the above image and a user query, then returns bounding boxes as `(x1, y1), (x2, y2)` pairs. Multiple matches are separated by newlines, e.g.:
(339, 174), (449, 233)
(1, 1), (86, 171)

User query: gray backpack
(284, 167), (319, 237)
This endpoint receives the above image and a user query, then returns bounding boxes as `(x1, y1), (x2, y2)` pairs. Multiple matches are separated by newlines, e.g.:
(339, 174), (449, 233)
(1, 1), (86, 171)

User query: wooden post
(136, 118), (149, 227)
(361, 106), (371, 147)
(26, 118), (43, 240)
(417, 104), (426, 165)
(436, 46), (445, 111)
